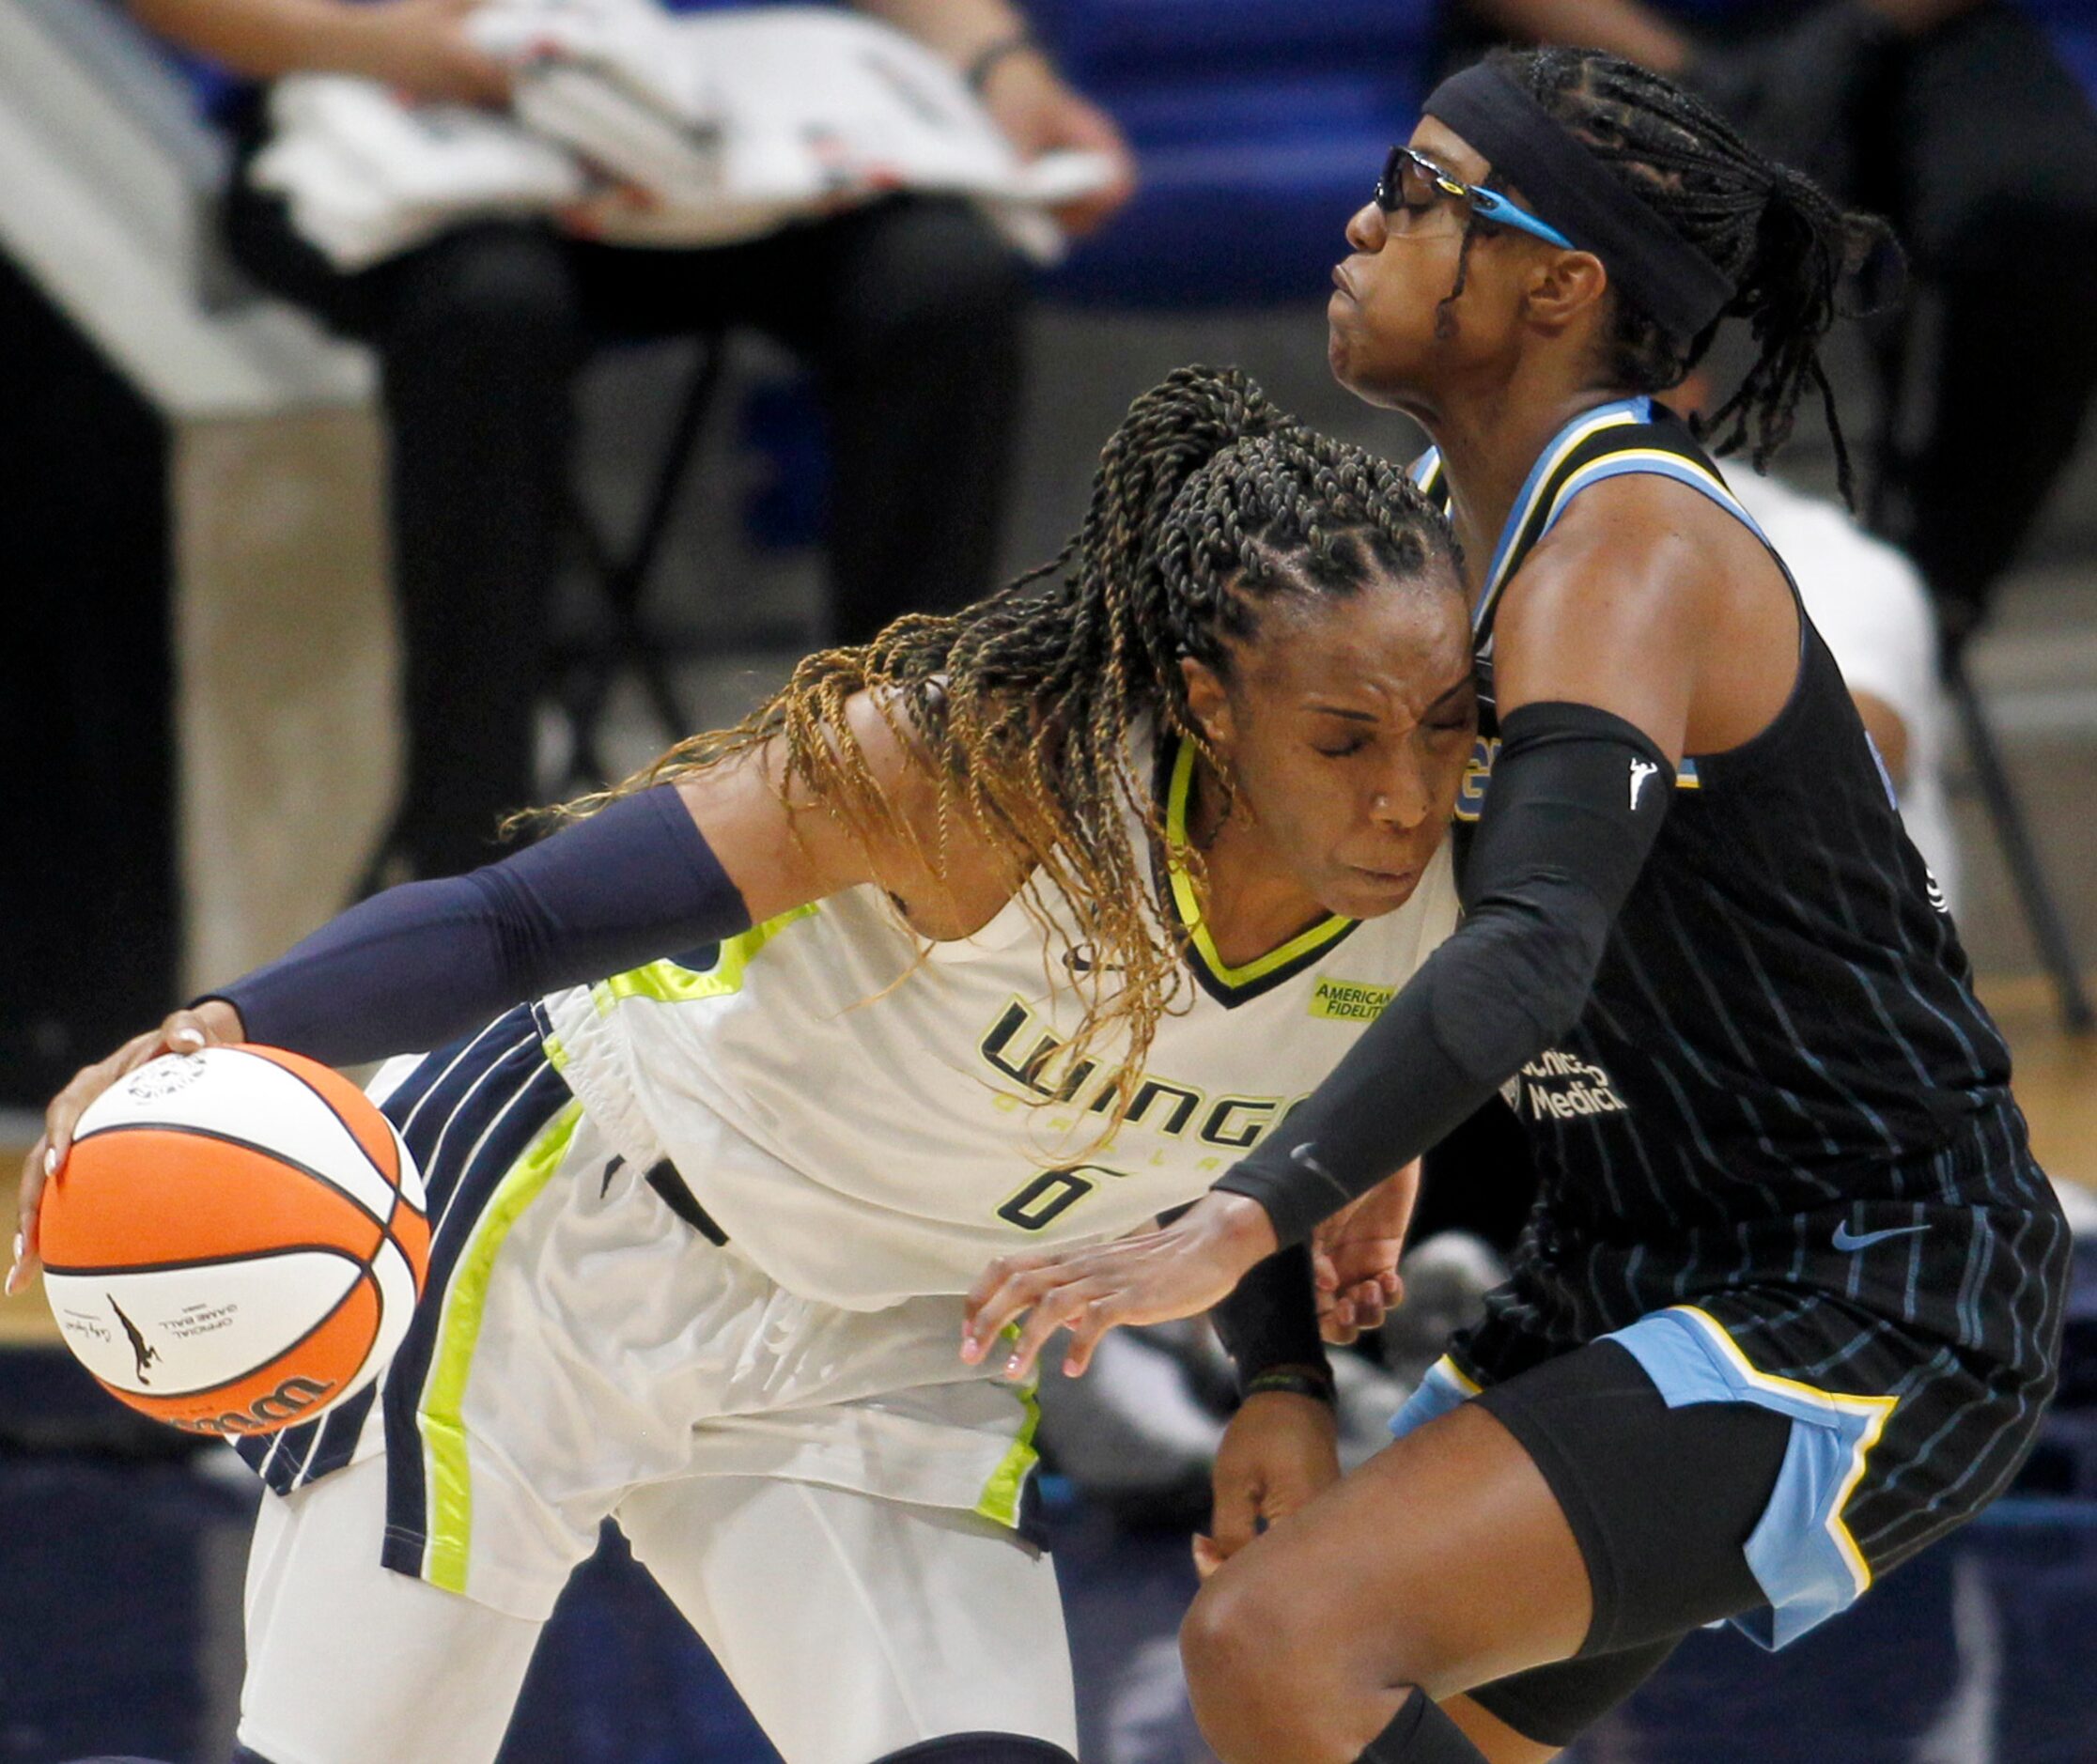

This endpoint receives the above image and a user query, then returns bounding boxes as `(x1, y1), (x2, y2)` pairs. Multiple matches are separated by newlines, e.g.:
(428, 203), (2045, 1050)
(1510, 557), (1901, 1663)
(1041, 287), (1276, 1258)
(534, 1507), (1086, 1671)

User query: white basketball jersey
(539, 733), (1457, 1308)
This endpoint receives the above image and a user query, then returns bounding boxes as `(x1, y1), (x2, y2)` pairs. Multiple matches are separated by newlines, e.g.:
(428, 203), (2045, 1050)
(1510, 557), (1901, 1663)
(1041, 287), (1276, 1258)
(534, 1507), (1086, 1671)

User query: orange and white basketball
(39, 1045), (429, 1437)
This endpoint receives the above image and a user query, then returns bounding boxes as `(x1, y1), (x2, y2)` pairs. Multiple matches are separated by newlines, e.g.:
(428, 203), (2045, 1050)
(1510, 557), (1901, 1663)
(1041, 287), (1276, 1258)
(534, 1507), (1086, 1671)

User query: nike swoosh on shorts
(1831, 1222), (1932, 1252)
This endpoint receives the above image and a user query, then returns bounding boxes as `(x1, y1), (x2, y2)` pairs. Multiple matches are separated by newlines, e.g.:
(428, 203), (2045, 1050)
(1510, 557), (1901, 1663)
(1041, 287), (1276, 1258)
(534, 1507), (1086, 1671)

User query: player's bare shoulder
(1498, 473), (1792, 755)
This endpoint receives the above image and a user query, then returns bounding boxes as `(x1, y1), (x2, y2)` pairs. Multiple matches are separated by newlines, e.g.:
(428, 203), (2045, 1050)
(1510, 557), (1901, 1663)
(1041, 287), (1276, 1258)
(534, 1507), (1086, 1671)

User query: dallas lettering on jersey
(977, 998), (1307, 1153)
(1505, 1047), (1629, 1122)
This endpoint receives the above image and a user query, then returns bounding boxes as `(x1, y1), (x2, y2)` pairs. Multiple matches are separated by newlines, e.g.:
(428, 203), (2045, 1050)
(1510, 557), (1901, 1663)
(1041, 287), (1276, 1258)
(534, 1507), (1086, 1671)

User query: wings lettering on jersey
(979, 998), (1100, 1103)
(1201, 1096), (1282, 1149)
(975, 998), (1303, 1153)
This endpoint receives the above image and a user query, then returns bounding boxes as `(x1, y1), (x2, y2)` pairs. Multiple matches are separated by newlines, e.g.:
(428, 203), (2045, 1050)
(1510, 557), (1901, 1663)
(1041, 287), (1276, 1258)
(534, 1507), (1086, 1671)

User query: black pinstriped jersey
(1418, 397), (2065, 1374)
(1419, 399), (2069, 1581)
(1423, 399), (2025, 1222)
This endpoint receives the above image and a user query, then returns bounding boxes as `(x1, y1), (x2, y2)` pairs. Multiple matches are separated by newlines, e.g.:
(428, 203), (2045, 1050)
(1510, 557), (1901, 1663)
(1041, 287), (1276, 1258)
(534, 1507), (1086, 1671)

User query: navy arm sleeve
(1213, 702), (1673, 1248)
(209, 786), (753, 1066)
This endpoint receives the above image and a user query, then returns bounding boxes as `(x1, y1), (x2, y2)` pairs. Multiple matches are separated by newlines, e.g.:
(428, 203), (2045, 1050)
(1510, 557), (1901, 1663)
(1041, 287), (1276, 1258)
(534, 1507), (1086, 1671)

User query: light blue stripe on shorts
(1389, 1307), (1897, 1651)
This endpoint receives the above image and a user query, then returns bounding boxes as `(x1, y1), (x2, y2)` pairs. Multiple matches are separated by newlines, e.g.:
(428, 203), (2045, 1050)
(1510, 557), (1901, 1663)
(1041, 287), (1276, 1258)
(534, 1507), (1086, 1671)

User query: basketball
(38, 1045), (429, 1437)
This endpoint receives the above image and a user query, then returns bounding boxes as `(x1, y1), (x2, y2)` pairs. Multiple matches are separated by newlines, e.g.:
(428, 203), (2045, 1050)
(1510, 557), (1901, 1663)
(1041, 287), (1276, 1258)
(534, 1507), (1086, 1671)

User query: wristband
(1242, 1367), (1337, 1405)
(1213, 1243), (1331, 1387)
(965, 30), (1041, 93)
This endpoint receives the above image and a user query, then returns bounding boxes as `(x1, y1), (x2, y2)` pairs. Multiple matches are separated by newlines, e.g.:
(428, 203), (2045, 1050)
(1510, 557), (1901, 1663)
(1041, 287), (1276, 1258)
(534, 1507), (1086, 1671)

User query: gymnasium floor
(5, 314), (2097, 1762)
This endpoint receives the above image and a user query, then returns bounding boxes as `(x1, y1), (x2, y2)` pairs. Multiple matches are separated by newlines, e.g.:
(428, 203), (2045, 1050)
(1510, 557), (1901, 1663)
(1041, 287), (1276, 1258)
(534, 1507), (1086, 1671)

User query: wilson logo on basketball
(171, 1375), (339, 1436)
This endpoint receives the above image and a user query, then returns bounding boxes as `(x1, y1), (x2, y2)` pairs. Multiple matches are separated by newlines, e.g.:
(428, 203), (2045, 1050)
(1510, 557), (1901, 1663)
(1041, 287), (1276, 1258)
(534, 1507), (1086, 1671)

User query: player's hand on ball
(8, 1000), (244, 1295)
(1194, 1388), (1342, 1579)
(1312, 1159), (1419, 1345)
(961, 1191), (1278, 1380)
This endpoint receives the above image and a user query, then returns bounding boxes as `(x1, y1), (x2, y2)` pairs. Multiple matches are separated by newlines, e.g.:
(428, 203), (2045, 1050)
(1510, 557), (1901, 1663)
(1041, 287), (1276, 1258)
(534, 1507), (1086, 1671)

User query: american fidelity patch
(1308, 978), (1397, 1022)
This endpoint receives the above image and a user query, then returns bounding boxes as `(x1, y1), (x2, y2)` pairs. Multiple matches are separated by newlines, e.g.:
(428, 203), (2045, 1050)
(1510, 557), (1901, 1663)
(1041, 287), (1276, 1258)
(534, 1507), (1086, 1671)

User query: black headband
(1422, 63), (1736, 340)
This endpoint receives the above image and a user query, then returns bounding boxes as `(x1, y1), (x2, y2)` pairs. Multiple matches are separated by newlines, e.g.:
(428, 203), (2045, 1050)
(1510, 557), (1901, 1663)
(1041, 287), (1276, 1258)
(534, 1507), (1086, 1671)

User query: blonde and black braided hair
(604, 365), (1455, 1109)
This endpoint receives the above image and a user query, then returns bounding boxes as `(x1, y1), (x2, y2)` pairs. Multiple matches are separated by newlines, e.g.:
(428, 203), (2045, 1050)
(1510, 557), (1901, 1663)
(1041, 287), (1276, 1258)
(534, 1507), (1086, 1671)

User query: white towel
(252, 1), (1119, 271)
(252, 79), (585, 270)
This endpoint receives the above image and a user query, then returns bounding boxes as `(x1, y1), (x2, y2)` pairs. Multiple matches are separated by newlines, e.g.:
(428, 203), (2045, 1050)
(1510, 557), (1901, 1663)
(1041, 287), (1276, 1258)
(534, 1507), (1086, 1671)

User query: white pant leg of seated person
(239, 1454), (544, 1764)
(616, 1474), (1079, 1764)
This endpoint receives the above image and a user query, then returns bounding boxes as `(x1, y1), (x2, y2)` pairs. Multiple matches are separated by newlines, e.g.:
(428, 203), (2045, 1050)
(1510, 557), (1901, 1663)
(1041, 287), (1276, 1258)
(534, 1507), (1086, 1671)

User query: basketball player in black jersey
(964, 46), (2071, 1764)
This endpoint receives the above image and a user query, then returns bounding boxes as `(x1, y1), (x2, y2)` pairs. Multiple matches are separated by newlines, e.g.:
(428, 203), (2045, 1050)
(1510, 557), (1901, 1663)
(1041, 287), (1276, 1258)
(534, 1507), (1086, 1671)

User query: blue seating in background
(1030, 0), (1437, 307)
(2018, 0), (2097, 101)
(1633, 0), (2097, 101)
(1029, 0), (2097, 310)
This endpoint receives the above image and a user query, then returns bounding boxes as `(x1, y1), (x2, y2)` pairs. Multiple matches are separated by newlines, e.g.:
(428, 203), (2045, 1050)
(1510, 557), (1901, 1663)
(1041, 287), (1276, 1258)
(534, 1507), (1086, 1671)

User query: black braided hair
(1491, 46), (1900, 505)
(583, 366), (1459, 1120)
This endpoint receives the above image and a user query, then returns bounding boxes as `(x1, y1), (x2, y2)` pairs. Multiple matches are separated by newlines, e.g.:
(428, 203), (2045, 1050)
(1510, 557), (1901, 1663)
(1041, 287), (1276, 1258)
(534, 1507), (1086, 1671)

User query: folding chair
(352, 330), (729, 896)
(544, 330), (728, 795)
(1869, 298), (2093, 1032)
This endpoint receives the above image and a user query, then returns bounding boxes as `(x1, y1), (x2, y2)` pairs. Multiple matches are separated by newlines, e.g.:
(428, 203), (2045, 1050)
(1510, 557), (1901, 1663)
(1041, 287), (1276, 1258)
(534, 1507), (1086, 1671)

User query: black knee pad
(870, 1735), (1077, 1764)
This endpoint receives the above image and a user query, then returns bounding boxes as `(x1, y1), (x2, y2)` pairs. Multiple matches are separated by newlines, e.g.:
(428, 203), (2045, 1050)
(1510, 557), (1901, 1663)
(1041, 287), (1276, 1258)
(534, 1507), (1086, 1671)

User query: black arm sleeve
(1213, 702), (1673, 1247)
(210, 786), (752, 1066)
(1212, 1245), (1329, 1386)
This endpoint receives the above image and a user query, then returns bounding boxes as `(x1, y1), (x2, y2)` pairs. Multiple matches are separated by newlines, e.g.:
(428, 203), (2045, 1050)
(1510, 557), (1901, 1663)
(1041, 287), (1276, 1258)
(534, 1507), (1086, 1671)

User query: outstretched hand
(962, 1191), (1278, 1381)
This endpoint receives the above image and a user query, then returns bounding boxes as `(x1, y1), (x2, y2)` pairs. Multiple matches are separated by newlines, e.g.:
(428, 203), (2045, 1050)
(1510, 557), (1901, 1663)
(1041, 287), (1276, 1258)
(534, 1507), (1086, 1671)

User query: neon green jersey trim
(593, 904), (820, 1014)
(1164, 739), (1354, 989)
(419, 1098), (583, 1594)
(974, 1375), (1043, 1530)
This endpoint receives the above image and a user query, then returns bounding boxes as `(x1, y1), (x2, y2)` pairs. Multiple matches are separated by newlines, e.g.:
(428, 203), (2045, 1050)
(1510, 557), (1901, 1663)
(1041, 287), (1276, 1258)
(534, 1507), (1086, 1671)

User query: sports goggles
(1375, 144), (1575, 251)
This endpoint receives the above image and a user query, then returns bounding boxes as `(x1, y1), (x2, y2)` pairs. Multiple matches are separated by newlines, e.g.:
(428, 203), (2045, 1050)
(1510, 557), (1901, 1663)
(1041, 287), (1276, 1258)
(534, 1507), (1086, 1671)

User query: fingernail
(1004, 1354), (1022, 1379)
(172, 1027), (204, 1049)
(43, 1146), (56, 1177)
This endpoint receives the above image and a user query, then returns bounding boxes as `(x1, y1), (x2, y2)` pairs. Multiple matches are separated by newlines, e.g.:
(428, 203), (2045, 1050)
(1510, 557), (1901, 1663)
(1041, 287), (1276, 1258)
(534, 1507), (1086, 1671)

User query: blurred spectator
(132, 0), (1134, 880)
(1669, 364), (1962, 902)
(1731, 463), (1962, 901)
(1440, 0), (2097, 654)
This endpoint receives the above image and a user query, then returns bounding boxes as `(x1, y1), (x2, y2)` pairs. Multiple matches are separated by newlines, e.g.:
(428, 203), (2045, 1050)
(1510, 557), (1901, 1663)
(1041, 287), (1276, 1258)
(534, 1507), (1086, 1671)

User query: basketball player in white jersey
(15, 367), (1473, 1764)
